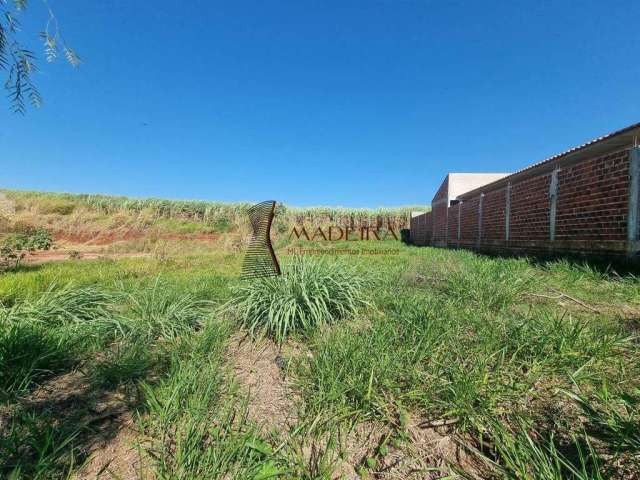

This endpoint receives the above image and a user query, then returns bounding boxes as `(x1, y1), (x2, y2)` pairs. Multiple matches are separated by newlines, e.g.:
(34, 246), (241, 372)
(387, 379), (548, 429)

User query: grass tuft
(442, 256), (535, 311)
(228, 255), (370, 342)
(0, 284), (118, 398)
(469, 417), (605, 480)
(122, 279), (212, 340)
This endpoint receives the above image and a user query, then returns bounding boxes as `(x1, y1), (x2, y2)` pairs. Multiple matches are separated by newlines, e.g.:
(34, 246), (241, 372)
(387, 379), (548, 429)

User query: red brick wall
(459, 196), (480, 247)
(447, 204), (459, 246)
(432, 203), (448, 245)
(481, 187), (507, 243)
(411, 147), (633, 257)
(409, 212), (432, 245)
(509, 174), (551, 247)
(424, 211), (433, 244)
(556, 150), (629, 243)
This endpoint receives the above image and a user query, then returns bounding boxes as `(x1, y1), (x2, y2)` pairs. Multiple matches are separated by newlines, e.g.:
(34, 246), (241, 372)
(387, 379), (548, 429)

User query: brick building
(409, 122), (640, 259)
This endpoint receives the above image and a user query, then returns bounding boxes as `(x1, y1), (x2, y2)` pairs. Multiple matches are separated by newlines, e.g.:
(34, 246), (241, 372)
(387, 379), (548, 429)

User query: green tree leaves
(0, 0), (80, 113)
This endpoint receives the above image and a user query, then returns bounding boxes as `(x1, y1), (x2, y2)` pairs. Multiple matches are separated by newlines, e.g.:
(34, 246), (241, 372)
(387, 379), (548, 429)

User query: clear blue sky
(4, 1), (640, 207)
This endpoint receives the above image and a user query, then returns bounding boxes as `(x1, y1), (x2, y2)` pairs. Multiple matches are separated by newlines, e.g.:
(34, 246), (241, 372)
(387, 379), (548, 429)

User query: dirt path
(23, 251), (151, 265)
(228, 333), (298, 435)
(319, 414), (480, 479)
(226, 334), (481, 479)
(74, 420), (142, 480)
(55, 230), (220, 246)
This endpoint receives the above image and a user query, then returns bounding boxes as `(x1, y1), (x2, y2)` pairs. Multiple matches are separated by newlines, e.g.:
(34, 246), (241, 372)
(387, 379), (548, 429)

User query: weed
(566, 387), (640, 455)
(442, 255), (535, 311)
(468, 417), (605, 480)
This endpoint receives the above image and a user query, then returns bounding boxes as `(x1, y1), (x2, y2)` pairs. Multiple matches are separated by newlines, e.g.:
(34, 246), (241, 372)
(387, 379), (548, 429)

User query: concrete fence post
(628, 147), (640, 256)
(505, 182), (511, 241)
(477, 193), (484, 249)
(457, 201), (462, 242)
(549, 166), (560, 241)
(445, 200), (449, 246)
(431, 206), (436, 247)
(422, 213), (426, 245)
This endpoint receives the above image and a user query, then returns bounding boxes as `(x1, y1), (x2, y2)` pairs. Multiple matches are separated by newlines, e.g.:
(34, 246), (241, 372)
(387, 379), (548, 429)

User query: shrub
(38, 199), (76, 215)
(212, 216), (231, 233)
(0, 234), (28, 267)
(27, 228), (53, 250)
(0, 228), (53, 268)
(228, 255), (370, 342)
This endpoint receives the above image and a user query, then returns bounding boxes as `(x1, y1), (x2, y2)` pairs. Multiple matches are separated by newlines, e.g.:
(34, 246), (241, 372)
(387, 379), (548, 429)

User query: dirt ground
(228, 333), (299, 434)
(23, 250), (151, 264)
(13, 370), (145, 480)
(54, 230), (219, 246)
(226, 332), (482, 479)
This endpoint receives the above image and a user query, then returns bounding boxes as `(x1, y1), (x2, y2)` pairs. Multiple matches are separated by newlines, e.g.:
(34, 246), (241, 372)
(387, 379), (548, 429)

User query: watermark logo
(241, 200), (281, 279)
(288, 225), (399, 241)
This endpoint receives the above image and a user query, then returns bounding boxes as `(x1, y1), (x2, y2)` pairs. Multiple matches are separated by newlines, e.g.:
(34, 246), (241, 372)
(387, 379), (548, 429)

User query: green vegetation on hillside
(1, 189), (429, 234)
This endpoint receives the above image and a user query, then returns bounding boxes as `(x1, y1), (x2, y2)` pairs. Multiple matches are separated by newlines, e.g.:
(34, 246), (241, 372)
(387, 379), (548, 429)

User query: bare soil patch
(329, 414), (483, 480)
(23, 250), (151, 265)
(55, 230), (219, 246)
(7, 370), (146, 480)
(74, 419), (142, 480)
(228, 333), (298, 435)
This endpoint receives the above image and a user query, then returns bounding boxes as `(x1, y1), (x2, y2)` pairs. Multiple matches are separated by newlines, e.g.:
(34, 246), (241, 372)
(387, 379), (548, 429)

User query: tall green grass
(89, 280), (216, 387)
(0, 281), (198, 397)
(0, 279), (230, 478)
(294, 253), (640, 477)
(0, 406), (83, 480)
(139, 318), (288, 479)
(469, 417), (605, 480)
(0, 240), (638, 478)
(0, 285), (118, 398)
(442, 255), (535, 311)
(228, 255), (371, 342)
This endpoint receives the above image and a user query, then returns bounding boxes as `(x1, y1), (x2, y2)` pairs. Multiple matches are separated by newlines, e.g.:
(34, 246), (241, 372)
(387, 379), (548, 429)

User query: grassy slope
(0, 190), (429, 242)
(0, 241), (639, 479)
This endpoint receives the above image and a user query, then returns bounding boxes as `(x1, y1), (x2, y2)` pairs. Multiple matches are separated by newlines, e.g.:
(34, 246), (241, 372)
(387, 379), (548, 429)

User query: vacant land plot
(1, 236), (639, 480)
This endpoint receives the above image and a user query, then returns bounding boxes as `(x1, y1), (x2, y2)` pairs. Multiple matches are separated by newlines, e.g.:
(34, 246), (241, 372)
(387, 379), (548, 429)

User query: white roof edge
(447, 173), (511, 200)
